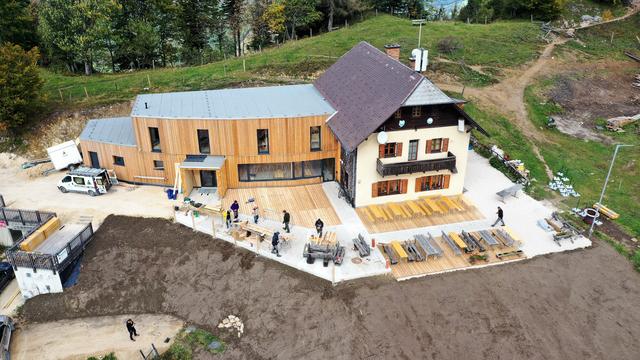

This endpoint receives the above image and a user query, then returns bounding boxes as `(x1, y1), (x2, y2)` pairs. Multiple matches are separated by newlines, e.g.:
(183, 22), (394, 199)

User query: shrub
(632, 250), (640, 272)
(437, 36), (463, 54)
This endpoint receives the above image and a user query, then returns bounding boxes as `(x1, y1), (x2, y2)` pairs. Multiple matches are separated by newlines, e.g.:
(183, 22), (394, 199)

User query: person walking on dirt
(230, 200), (240, 220)
(315, 218), (324, 237)
(282, 210), (291, 233)
(492, 206), (505, 226)
(252, 205), (259, 224)
(272, 231), (282, 257)
(225, 209), (232, 228)
(126, 319), (139, 341)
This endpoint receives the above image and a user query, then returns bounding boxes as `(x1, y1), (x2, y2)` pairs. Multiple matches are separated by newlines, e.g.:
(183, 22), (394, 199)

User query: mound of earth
(22, 216), (640, 359)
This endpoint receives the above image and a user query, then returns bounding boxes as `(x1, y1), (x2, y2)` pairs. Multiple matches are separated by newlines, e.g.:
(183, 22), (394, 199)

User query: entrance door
(89, 151), (100, 168)
(200, 170), (217, 188)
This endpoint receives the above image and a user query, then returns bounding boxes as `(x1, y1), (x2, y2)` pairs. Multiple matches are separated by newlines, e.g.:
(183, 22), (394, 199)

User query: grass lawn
(160, 327), (225, 359)
(565, 12), (640, 60)
(42, 15), (542, 111)
(524, 84), (640, 235)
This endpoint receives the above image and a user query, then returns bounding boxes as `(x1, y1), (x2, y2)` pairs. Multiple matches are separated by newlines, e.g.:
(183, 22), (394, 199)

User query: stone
(208, 340), (222, 350)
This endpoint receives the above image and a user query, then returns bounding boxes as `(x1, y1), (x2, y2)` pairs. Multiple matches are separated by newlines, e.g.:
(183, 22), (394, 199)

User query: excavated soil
(22, 216), (640, 360)
(547, 62), (640, 142)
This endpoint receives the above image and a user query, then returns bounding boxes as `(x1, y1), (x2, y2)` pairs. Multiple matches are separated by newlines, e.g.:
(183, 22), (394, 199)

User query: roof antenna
(145, 102), (148, 109)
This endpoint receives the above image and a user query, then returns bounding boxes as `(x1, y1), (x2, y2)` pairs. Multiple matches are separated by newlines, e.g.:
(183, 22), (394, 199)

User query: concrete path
(0, 279), (24, 317)
(11, 314), (184, 360)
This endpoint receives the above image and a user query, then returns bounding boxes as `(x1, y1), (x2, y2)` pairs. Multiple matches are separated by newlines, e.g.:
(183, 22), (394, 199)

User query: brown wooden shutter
(426, 139), (432, 154)
(400, 179), (408, 194)
(372, 183), (378, 197)
(442, 138), (449, 152)
(395, 143), (402, 157)
(415, 178), (422, 192)
(379, 144), (385, 158)
(443, 175), (451, 189)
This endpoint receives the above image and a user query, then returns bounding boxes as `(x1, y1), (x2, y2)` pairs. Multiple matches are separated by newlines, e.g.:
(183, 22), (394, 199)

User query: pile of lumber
(606, 113), (639, 131)
(594, 203), (619, 220)
(310, 231), (337, 246)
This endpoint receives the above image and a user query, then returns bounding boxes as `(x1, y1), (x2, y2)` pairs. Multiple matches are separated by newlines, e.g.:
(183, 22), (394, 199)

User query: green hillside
(42, 15), (542, 110)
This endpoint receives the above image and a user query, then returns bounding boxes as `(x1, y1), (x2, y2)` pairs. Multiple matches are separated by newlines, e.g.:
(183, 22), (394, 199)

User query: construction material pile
(548, 172), (580, 197)
(217, 314), (244, 338)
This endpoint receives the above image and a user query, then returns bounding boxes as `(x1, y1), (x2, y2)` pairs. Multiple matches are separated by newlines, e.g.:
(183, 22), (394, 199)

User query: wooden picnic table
(389, 203), (407, 218)
(310, 231), (337, 246)
(239, 221), (291, 242)
(370, 205), (388, 221)
(441, 197), (463, 212)
(406, 201), (425, 216)
(391, 241), (408, 260)
(423, 197), (443, 214)
(448, 232), (468, 251)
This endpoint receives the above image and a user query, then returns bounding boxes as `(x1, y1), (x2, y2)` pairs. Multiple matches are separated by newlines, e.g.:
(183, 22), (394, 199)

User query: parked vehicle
(57, 167), (112, 196)
(0, 263), (14, 295)
(0, 316), (13, 360)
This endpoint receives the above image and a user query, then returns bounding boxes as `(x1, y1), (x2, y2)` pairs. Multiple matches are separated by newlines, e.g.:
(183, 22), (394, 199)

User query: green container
(194, 210), (199, 218)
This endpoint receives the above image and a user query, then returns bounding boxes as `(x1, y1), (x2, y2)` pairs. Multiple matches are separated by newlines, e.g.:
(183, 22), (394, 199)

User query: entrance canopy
(179, 155), (225, 170)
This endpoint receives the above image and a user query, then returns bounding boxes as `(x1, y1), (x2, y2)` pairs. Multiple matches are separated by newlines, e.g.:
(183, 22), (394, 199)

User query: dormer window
(394, 109), (402, 119)
(412, 106), (421, 117)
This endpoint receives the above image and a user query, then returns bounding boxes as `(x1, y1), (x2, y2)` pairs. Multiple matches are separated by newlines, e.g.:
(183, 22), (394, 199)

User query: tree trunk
(84, 60), (91, 76)
(328, 0), (334, 32)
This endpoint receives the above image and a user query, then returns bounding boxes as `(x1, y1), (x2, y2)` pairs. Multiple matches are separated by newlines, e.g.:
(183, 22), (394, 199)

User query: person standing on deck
(315, 218), (324, 237)
(230, 200), (240, 220)
(282, 210), (291, 233)
(272, 231), (282, 257)
(225, 209), (232, 228)
(492, 206), (505, 226)
(126, 318), (139, 341)
(252, 205), (259, 224)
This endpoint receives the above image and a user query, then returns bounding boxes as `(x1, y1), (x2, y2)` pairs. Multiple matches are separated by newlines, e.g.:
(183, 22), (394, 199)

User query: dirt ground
(547, 62), (640, 142)
(21, 216), (640, 360)
(22, 102), (132, 158)
(12, 314), (183, 360)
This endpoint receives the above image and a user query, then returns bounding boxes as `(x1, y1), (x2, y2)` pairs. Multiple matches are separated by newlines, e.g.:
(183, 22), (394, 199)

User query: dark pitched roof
(314, 42), (423, 152)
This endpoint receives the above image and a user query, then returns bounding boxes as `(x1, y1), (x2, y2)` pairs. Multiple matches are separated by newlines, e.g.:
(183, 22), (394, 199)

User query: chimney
(384, 44), (401, 61)
(409, 57), (416, 71)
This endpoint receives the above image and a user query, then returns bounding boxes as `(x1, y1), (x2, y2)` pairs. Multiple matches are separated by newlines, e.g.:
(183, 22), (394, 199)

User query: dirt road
(22, 216), (640, 360)
(12, 314), (183, 360)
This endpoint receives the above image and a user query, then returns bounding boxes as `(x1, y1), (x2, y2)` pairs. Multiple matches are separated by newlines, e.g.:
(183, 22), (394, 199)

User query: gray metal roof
(79, 117), (137, 147)
(180, 155), (225, 170)
(131, 84), (335, 120)
(402, 78), (455, 106)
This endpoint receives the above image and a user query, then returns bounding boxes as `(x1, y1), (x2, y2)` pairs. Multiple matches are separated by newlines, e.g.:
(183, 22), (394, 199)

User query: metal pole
(418, 23), (422, 48)
(588, 144), (633, 238)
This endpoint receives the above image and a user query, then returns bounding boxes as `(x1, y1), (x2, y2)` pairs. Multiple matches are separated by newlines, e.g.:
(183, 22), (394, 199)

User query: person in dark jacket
(272, 231), (282, 257)
(492, 206), (505, 226)
(225, 210), (232, 228)
(282, 210), (291, 233)
(315, 218), (324, 237)
(126, 318), (139, 341)
(230, 200), (240, 220)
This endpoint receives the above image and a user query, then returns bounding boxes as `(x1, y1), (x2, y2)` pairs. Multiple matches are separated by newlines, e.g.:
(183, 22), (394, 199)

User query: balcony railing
(377, 152), (457, 177)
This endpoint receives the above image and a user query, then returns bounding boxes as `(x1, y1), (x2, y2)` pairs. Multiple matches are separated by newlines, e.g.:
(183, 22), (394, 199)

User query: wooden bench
(441, 197), (463, 212)
(390, 241), (408, 261)
(361, 207), (376, 222)
(441, 232), (462, 255)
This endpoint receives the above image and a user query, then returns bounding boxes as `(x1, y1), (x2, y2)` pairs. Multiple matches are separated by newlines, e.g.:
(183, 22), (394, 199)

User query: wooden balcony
(377, 152), (457, 177)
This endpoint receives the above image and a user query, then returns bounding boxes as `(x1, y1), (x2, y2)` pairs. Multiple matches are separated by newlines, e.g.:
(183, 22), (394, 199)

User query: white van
(57, 167), (112, 196)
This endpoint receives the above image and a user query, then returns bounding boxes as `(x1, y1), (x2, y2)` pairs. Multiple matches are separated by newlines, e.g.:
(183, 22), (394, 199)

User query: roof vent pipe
(145, 102), (148, 109)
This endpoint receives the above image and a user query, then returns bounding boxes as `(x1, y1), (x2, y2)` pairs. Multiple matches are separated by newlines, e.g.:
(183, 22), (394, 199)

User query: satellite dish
(377, 131), (388, 144)
(426, 117), (434, 125)
(398, 119), (406, 128)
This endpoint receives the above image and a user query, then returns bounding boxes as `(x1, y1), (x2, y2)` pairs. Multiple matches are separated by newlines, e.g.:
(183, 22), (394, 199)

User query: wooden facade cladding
(81, 114), (340, 189)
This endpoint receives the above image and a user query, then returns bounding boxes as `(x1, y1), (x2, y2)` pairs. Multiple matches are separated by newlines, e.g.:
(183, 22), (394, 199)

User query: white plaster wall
(354, 125), (470, 207)
(14, 267), (63, 299)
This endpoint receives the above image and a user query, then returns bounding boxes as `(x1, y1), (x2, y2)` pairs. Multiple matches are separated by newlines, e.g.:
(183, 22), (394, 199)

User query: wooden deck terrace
(355, 195), (485, 233)
(222, 184), (341, 229)
(379, 227), (525, 280)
